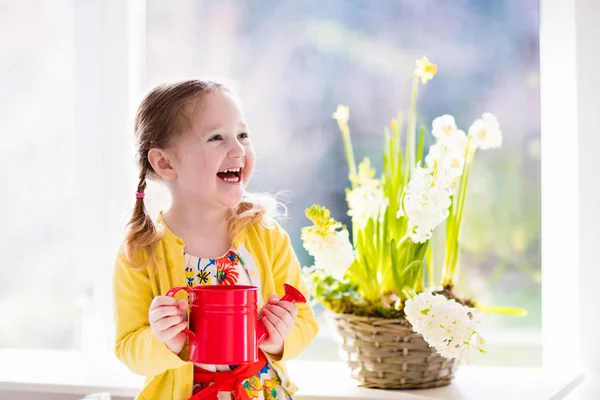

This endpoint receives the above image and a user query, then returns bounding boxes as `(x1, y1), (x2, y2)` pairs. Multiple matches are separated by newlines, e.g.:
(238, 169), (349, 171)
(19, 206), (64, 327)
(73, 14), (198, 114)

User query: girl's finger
(162, 321), (188, 341)
(263, 308), (288, 334)
(177, 299), (189, 310)
(261, 311), (283, 339)
(266, 305), (294, 329)
(149, 305), (179, 323)
(151, 296), (178, 308)
(153, 315), (183, 332)
(276, 301), (299, 320)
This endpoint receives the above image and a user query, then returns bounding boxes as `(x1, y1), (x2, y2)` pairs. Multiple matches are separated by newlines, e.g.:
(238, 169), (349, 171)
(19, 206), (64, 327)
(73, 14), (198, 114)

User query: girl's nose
(227, 139), (245, 159)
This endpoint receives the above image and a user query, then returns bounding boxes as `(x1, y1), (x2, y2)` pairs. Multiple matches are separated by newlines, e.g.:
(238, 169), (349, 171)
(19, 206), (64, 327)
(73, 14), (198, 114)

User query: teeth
(222, 176), (240, 183)
(220, 167), (242, 173)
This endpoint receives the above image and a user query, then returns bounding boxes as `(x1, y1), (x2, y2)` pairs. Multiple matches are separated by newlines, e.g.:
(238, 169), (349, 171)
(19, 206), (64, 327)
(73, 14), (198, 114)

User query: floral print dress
(185, 249), (292, 400)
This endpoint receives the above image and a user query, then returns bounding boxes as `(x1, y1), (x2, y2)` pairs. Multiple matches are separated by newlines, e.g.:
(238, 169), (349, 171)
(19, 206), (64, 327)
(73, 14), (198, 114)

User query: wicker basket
(325, 309), (459, 389)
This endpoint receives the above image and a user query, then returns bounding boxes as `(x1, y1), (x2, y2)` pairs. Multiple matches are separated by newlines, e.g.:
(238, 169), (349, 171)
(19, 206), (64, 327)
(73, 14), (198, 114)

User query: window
(0, 0), (78, 350)
(145, 0), (541, 366)
(0, 0), (541, 369)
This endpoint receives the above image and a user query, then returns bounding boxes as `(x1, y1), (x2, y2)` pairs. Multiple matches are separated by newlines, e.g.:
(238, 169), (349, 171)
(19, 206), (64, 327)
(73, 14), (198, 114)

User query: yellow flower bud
(332, 104), (350, 131)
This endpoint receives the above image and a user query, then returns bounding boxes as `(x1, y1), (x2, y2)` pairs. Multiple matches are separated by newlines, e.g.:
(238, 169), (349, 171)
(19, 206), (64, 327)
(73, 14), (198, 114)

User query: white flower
(332, 104), (350, 131)
(399, 165), (453, 243)
(346, 181), (388, 229)
(404, 292), (486, 360)
(432, 115), (459, 143)
(302, 227), (355, 280)
(426, 132), (468, 181)
(316, 231), (354, 280)
(347, 158), (389, 229)
(301, 206), (355, 280)
(414, 57), (437, 84)
(468, 113), (502, 150)
(403, 292), (447, 331)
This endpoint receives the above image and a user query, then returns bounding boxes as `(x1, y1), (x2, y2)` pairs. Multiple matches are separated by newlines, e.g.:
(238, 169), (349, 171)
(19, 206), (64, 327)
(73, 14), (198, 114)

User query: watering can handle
(256, 283), (307, 344)
(165, 286), (196, 341)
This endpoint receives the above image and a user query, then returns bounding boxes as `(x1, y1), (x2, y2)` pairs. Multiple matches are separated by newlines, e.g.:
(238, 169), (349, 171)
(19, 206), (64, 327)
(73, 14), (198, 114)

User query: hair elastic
(136, 192), (145, 199)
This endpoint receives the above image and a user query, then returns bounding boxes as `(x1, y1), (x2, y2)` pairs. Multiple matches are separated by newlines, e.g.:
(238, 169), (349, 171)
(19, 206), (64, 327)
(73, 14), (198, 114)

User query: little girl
(113, 79), (318, 400)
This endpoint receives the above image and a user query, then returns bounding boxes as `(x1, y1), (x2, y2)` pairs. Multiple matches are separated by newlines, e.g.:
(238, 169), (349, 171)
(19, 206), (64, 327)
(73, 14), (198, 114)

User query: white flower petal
(401, 164), (454, 242)
(404, 293), (486, 360)
(468, 113), (502, 150)
(302, 226), (355, 280)
(432, 115), (458, 141)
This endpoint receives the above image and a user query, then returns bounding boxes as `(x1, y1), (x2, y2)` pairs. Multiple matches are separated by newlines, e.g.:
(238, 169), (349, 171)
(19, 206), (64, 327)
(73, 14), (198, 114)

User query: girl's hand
(258, 294), (299, 357)
(149, 296), (189, 355)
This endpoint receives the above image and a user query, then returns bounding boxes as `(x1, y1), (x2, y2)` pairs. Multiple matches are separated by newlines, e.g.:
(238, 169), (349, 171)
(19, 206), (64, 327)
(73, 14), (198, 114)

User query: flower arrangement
(302, 57), (523, 362)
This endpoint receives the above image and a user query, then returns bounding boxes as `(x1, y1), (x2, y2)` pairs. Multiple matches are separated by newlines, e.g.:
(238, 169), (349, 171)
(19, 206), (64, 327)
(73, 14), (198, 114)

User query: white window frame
(539, 0), (581, 372)
(539, 1), (600, 395)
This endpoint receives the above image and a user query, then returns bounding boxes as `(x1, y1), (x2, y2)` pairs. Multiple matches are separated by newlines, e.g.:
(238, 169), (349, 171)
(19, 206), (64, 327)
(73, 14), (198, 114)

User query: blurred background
(0, 0), (540, 367)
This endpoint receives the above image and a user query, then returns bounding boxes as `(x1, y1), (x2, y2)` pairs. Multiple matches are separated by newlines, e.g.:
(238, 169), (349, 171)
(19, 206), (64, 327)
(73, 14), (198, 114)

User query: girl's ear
(148, 148), (177, 180)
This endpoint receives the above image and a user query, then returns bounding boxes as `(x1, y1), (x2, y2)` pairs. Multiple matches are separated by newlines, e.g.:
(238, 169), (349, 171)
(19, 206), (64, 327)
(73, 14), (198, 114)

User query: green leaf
(381, 260), (395, 290)
(403, 260), (423, 291)
(416, 124), (426, 165)
(361, 253), (379, 301)
(345, 258), (369, 287)
(389, 238), (402, 294)
(426, 244), (434, 287)
(401, 287), (417, 300)
(476, 305), (528, 316)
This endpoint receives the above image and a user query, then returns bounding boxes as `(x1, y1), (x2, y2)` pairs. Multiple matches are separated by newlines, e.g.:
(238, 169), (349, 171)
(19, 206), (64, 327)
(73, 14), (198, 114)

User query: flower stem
(449, 144), (476, 281)
(442, 139), (475, 287)
(404, 75), (420, 184)
(416, 125), (426, 165)
(341, 127), (358, 188)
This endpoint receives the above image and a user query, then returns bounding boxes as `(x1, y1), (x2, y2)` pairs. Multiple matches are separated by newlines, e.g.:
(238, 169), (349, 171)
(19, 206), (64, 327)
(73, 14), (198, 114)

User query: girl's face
(165, 90), (256, 210)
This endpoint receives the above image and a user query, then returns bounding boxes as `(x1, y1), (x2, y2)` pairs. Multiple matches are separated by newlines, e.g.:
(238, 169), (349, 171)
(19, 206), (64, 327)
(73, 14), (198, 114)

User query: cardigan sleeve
(113, 251), (189, 376)
(267, 223), (319, 361)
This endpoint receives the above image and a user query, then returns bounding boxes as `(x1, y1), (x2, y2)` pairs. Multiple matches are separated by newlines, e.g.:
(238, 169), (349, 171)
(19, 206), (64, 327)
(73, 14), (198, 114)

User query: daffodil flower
(414, 57), (437, 84)
(468, 112), (502, 150)
(332, 104), (350, 132)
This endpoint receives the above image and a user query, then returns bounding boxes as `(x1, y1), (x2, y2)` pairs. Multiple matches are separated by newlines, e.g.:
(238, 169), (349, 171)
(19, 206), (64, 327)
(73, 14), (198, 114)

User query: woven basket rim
(323, 307), (412, 323)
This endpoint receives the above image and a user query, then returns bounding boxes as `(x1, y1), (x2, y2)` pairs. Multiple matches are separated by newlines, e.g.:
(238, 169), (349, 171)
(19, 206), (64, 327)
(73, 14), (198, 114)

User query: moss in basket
(307, 268), (474, 319)
(306, 267), (404, 319)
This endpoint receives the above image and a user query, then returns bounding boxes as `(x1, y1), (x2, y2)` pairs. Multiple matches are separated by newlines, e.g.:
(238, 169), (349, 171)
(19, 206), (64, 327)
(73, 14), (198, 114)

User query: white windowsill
(0, 349), (583, 400)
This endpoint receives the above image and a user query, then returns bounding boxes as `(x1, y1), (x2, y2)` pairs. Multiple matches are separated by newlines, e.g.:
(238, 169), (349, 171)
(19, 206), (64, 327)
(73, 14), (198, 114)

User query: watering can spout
(256, 283), (307, 344)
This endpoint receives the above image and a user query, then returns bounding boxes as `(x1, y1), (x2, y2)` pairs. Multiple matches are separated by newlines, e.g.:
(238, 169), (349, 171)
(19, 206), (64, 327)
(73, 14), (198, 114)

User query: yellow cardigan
(113, 216), (318, 400)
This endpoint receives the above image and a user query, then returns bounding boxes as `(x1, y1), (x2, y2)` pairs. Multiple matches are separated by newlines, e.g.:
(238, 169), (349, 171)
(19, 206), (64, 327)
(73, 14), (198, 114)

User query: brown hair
(124, 79), (280, 266)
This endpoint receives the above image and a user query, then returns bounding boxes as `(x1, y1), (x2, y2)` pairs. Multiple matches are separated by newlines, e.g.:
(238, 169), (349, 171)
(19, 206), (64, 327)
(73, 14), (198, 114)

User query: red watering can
(165, 283), (306, 365)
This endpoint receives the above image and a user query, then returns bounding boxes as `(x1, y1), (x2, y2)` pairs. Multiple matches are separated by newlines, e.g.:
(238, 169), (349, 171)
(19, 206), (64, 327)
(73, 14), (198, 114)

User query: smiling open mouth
(217, 167), (242, 183)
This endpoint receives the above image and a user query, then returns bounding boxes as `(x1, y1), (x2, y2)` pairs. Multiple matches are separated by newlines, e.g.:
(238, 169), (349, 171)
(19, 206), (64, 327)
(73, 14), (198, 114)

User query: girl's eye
(238, 132), (249, 139)
(208, 134), (223, 142)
